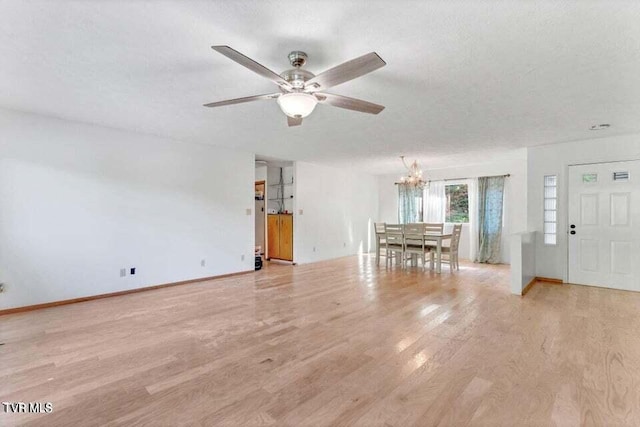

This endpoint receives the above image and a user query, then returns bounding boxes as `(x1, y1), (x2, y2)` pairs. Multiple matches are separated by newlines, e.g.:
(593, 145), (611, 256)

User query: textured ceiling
(1, 1), (639, 174)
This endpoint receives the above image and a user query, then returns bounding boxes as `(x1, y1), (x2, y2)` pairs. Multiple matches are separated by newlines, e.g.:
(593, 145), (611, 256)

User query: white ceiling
(1, 1), (639, 175)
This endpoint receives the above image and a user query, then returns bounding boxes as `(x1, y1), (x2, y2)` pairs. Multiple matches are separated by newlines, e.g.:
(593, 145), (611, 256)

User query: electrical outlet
(119, 268), (126, 277)
(298, 209), (304, 215)
(313, 246), (316, 252)
(130, 267), (136, 275)
(201, 259), (206, 267)
(343, 242), (346, 248)
(241, 254), (245, 261)
(246, 208), (252, 215)
(0, 283), (5, 293)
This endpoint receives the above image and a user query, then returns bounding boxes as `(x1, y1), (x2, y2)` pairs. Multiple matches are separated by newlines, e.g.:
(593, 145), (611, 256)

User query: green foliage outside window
(445, 184), (469, 223)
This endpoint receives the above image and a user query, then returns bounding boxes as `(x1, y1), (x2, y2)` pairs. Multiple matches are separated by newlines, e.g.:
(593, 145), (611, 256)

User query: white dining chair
(384, 223), (404, 268)
(404, 223), (428, 270)
(433, 223), (463, 272)
(425, 223), (444, 231)
(424, 223), (445, 252)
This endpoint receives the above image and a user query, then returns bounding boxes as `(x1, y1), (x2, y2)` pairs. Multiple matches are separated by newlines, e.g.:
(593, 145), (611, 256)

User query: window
(445, 184), (469, 223)
(543, 175), (557, 245)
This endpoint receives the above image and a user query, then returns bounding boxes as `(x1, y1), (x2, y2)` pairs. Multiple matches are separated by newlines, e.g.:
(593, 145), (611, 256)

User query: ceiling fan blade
(304, 52), (386, 90)
(315, 93), (385, 115)
(203, 93), (280, 108)
(287, 116), (303, 127)
(212, 46), (291, 89)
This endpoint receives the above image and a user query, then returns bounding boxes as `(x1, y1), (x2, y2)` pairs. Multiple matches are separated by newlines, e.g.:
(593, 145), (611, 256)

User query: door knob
(570, 224), (576, 229)
(570, 230), (576, 235)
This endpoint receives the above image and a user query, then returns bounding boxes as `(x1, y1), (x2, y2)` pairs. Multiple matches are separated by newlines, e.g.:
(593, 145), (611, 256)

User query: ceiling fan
(204, 46), (386, 127)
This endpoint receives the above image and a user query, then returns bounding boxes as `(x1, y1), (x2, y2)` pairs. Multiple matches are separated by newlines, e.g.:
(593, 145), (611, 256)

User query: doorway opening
(255, 156), (295, 264)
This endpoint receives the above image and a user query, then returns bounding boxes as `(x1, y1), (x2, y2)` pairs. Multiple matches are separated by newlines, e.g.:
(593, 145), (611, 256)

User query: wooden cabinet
(267, 214), (293, 261)
(279, 215), (293, 260)
(267, 215), (280, 259)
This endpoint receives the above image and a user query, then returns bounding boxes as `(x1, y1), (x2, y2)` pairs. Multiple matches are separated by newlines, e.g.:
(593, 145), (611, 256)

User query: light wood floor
(2, 256), (640, 426)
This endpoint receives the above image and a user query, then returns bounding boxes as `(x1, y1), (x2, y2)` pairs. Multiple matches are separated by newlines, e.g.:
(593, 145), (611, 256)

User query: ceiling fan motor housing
(280, 51), (315, 89)
(280, 68), (315, 89)
(288, 51), (308, 67)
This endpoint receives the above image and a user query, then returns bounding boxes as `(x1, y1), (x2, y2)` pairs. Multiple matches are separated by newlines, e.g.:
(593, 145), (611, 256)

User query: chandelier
(397, 156), (427, 188)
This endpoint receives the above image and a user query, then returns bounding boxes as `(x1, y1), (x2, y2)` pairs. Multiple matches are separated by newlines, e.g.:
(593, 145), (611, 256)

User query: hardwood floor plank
(2, 255), (640, 426)
(435, 376), (493, 427)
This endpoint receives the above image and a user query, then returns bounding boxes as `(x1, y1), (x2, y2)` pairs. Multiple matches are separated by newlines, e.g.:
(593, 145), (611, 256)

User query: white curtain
(468, 178), (479, 262)
(424, 181), (445, 223)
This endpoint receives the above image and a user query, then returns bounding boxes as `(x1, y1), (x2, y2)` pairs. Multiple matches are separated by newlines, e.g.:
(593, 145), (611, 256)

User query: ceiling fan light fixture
(277, 92), (317, 118)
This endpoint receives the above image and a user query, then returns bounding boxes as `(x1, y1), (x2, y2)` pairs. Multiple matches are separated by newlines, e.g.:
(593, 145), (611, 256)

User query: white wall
(510, 231), (536, 295)
(294, 162), (378, 264)
(527, 133), (640, 280)
(377, 174), (399, 225)
(255, 164), (267, 182)
(0, 109), (255, 310)
(377, 151), (528, 263)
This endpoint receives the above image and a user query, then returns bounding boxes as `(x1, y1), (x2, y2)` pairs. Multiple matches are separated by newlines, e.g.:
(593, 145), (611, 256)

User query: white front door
(568, 160), (640, 291)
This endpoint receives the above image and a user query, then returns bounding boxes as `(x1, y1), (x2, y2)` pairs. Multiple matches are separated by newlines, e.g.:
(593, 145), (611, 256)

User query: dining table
(380, 231), (453, 273)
